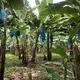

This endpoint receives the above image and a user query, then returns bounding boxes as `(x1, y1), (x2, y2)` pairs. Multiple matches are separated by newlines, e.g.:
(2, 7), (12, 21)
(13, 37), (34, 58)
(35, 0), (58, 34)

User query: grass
(37, 53), (63, 62)
(5, 53), (22, 67)
(37, 53), (61, 58)
(4, 53), (72, 80)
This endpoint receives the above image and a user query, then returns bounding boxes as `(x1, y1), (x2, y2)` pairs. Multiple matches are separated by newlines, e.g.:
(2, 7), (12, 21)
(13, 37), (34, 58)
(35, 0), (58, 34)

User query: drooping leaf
(39, 7), (50, 22)
(67, 0), (80, 10)
(39, 0), (47, 11)
(63, 7), (78, 15)
(68, 26), (79, 38)
(47, 14), (61, 24)
(47, 0), (53, 4)
(38, 0), (53, 21)
(51, 45), (68, 58)
(7, 0), (23, 10)
(38, 0), (47, 21)
(43, 66), (63, 80)
(2, 0), (7, 3)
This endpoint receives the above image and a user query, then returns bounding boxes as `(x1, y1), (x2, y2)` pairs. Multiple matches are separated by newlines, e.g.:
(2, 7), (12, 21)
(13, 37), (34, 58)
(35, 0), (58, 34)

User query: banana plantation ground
(4, 53), (72, 80)
(0, 0), (80, 80)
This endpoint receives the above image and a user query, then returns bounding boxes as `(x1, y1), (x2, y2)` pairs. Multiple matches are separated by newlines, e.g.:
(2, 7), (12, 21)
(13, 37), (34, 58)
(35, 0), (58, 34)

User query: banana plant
(0, 0), (25, 80)
(43, 65), (63, 80)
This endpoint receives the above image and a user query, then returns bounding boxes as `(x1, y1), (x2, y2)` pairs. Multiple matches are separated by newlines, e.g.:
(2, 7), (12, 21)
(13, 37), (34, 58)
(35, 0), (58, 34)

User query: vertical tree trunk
(21, 34), (29, 66)
(50, 33), (53, 49)
(22, 45), (26, 66)
(47, 32), (51, 61)
(70, 37), (78, 80)
(70, 37), (73, 61)
(64, 62), (67, 80)
(50, 33), (53, 60)
(42, 44), (47, 60)
(74, 45), (80, 80)
(15, 35), (21, 59)
(31, 32), (39, 63)
(0, 24), (6, 80)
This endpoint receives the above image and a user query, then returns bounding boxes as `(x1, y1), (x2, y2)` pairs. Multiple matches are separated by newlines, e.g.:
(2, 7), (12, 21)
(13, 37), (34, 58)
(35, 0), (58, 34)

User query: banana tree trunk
(15, 35), (21, 59)
(21, 45), (27, 66)
(69, 37), (76, 79)
(0, 24), (6, 80)
(31, 32), (39, 63)
(74, 45), (80, 80)
(70, 37), (73, 61)
(64, 62), (67, 80)
(50, 33), (53, 60)
(70, 38), (78, 80)
(47, 32), (51, 61)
